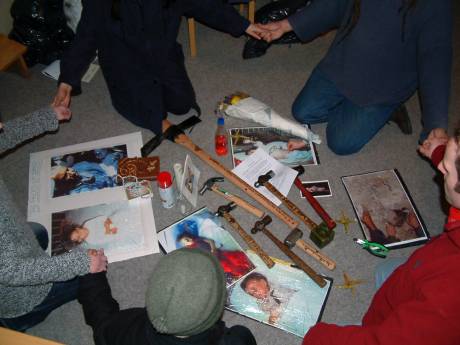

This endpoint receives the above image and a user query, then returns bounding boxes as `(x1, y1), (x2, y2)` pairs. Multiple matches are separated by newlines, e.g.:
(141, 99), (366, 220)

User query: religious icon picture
(158, 207), (256, 287)
(342, 169), (429, 249)
(229, 127), (318, 168)
(226, 251), (332, 337)
(179, 154), (201, 207)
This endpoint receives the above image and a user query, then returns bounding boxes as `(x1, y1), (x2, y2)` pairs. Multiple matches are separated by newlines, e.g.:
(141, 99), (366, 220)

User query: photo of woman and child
(50, 145), (127, 197)
(158, 208), (256, 286)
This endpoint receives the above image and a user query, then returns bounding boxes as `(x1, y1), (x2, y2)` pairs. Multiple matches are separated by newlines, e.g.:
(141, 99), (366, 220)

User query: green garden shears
(353, 238), (389, 258)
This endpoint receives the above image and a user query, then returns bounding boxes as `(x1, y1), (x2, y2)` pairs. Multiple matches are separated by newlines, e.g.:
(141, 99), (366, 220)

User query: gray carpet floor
(1, 2), (459, 344)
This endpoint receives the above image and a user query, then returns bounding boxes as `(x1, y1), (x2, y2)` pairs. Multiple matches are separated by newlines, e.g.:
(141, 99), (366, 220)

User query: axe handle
(295, 178), (336, 230)
(175, 133), (299, 229)
(295, 239), (336, 271)
(211, 186), (265, 219)
(222, 212), (275, 268)
(262, 228), (326, 288)
(263, 182), (317, 231)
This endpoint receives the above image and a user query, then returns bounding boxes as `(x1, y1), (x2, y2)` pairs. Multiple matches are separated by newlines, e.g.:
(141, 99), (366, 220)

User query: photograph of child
(226, 252), (332, 337)
(342, 169), (428, 248)
(229, 127), (317, 167)
(300, 180), (332, 198)
(51, 199), (144, 261)
(50, 145), (127, 197)
(158, 208), (256, 287)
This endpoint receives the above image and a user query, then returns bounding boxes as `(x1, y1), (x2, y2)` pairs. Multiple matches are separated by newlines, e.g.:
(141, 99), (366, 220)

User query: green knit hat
(145, 248), (226, 336)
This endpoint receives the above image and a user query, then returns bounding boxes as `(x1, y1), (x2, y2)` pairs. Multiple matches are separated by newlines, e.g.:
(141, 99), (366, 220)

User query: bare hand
(89, 249), (108, 273)
(53, 105), (72, 121)
(245, 23), (265, 40)
(287, 139), (306, 151)
(258, 19), (292, 43)
(53, 82), (73, 108)
(418, 128), (448, 159)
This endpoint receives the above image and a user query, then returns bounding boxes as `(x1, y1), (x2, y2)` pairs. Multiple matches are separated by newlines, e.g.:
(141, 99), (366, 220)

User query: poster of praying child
(226, 251), (332, 337)
(51, 199), (147, 262)
(229, 127), (318, 168)
(158, 208), (256, 287)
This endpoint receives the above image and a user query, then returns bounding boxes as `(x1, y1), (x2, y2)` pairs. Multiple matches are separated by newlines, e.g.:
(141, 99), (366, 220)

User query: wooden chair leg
(187, 18), (197, 58)
(16, 55), (30, 78)
(239, 4), (245, 15)
(248, 0), (255, 23)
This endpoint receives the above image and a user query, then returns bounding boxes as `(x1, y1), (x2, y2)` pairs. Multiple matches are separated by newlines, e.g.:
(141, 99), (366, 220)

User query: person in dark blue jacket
(53, 0), (265, 135)
(259, 0), (452, 155)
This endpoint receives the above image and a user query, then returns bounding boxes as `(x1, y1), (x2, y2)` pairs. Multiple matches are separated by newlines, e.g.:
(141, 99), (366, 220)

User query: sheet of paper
(232, 148), (296, 205)
(42, 59), (99, 83)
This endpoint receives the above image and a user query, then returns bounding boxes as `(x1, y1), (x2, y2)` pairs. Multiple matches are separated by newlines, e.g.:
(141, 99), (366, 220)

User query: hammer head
(215, 202), (236, 217)
(292, 165), (305, 178)
(254, 170), (275, 188)
(251, 215), (272, 234)
(284, 228), (303, 248)
(199, 177), (224, 195)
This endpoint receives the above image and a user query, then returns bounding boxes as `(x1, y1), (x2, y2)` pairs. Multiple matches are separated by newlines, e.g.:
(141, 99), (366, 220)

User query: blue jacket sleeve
(288, 0), (350, 42)
(416, 0), (452, 133)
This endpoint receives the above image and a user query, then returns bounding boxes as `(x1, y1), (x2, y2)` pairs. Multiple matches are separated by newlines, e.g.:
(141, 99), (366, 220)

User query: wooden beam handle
(211, 186), (265, 218)
(264, 182), (317, 230)
(262, 228), (326, 288)
(294, 178), (336, 230)
(175, 134), (299, 229)
(222, 212), (275, 268)
(295, 239), (336, 271)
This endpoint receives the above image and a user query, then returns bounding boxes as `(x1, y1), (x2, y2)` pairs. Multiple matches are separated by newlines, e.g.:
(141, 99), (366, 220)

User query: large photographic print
(229, 127), (317, 167)
(50, 145), (127, 197)
(226, 251), (332, 337)
(342, 169), (428, 249)
(158, 208), (256, 287)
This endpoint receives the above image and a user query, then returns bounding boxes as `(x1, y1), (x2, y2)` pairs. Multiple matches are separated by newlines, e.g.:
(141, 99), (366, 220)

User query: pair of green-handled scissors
(353, 238), (389, 258)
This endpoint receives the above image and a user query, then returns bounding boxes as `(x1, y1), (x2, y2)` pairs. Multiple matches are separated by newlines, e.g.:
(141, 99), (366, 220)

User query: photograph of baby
(300, 180), (332, 198)
(158, 208), (256, 287)
(50, 145), (127, 198)
(226, 252), (332, 337)
(51, 199), (144, 262)
(229, 127), (317, 167)
(342, 169), (428, 248)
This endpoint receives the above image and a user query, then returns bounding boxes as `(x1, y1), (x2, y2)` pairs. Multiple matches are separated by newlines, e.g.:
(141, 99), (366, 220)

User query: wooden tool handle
(211, 186), (264, 218)
(262, 228), (326, 288)
(222, 213), (275, 268)
(295, 239), (336, 270)
(175, 134), (299, 229)
(264, 182), (317, 230)
(295, 178), (336, 230)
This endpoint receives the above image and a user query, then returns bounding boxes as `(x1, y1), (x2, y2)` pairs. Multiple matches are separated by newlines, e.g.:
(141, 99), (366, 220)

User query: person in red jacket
(302, 126), (460, 345)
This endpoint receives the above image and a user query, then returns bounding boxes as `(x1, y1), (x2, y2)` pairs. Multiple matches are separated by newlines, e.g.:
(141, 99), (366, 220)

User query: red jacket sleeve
(430, 144), (446, 168)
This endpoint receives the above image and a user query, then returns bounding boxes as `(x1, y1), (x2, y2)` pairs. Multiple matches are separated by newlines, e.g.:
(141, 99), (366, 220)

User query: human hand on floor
(89, 249), (108, 273)
(53, 82), (73, 108)
(53, 105), (72, 122)
(245, 23), (266, 40)
(418, 128), (448, 159)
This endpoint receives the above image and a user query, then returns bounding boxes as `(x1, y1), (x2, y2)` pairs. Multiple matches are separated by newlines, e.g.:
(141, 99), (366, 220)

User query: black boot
(389, 105), (412, 135)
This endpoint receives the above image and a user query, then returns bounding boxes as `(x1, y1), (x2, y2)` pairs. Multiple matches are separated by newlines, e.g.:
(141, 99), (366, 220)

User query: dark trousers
(0, 223), (79, 331)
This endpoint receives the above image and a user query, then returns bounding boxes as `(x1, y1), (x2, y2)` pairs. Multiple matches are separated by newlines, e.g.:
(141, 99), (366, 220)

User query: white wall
(0, 0), (14, 35)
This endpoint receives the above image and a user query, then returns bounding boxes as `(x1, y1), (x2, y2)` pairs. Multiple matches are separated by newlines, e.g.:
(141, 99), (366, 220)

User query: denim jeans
(292, 68), (400, 155)
(0, 223), (80, 331)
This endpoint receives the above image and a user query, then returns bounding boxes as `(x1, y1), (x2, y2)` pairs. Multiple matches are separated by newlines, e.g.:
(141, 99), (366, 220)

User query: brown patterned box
(117, 156), (160, 181)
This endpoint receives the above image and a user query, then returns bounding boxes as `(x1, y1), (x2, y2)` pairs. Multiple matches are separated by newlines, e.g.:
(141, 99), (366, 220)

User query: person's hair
(176, 230), (197, 243)
(454, 127), (460, 193)
(51, 166), (78, 197)
(240, 272), (268, 291)
(338, 0), (417, 43)
(59, 220), (82, 250)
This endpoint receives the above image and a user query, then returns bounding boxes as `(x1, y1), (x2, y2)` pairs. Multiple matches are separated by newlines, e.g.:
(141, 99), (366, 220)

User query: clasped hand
(245, 19), (292, 43)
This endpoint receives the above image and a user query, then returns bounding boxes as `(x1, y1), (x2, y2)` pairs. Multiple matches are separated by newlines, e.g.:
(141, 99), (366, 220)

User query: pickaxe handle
(294, 178), (336, 230)
(211, 186), (264, 218)
(262, 228), (327, 288)
(263, 181), (317, 231)
(295, 239), (336, 271)
(222, 212), (275, 268)
(174, 134), (299, 229)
